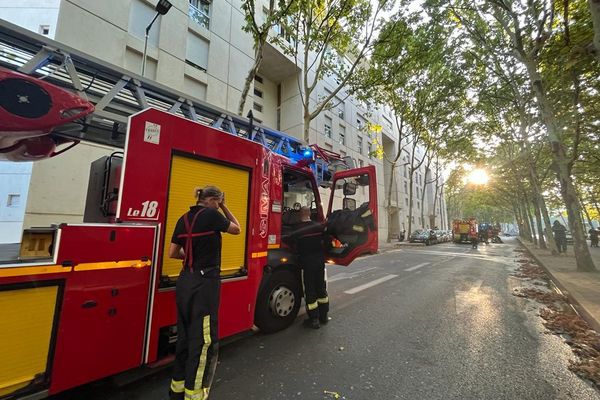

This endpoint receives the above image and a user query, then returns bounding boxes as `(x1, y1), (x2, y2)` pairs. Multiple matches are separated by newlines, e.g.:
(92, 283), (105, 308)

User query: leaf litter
(511, 251), (600, 389)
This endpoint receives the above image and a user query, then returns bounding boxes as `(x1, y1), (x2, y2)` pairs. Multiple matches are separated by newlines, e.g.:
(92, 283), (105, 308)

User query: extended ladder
(0, 20), (350, 185)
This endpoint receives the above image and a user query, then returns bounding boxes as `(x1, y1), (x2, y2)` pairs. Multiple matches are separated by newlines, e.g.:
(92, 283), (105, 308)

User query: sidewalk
(518, 238), (600, 332)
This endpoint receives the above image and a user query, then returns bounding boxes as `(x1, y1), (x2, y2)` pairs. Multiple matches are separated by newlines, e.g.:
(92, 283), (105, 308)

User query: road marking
(328, 267), (377, 283)
(344, 274), (398, 294)
(404, 262), (431, 272)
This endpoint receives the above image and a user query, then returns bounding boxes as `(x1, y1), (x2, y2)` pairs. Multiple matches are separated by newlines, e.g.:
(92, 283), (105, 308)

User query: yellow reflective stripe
(194, 315), (212, 392)
(170, 379), (184, 393)
(352, 225), (365, 232)
(267, 244), (280, 249)
(251, 251), (268, 258)
(74, 259), (151, 272)
(307, 301), (318, 311)
(361, 209), (372, 217)
(0, 265), (68, 278)
(184, 388), (209, 400)
(317, 297), (329, 304)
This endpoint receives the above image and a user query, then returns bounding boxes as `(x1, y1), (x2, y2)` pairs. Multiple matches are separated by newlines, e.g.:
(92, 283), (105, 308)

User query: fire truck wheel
(255, 269), (301, 333)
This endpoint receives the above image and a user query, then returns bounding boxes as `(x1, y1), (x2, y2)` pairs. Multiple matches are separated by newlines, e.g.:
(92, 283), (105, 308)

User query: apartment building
(0, 0), (446, 243)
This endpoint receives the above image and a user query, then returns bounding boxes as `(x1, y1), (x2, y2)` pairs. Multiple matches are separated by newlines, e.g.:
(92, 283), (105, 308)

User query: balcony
(189, 2), (210, 30)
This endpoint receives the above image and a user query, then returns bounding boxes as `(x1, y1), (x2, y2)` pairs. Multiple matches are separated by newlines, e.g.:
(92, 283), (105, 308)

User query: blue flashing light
(302, 148), (313, 158)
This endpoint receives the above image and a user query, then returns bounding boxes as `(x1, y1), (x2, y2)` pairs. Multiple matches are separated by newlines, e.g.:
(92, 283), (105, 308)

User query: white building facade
(0, 0), (447, 243)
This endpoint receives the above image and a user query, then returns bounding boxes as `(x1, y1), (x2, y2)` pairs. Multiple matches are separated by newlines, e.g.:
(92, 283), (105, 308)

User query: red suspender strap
(177, 208), (217, 272)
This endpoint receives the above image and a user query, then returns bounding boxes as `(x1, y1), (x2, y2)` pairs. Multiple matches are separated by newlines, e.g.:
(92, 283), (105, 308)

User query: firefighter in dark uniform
(291, 206), (329, 329)
(168, 186), (240, 400)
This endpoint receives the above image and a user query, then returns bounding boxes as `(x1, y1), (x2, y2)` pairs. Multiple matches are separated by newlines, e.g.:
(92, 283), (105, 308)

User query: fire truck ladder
(0, 20), (351, 186)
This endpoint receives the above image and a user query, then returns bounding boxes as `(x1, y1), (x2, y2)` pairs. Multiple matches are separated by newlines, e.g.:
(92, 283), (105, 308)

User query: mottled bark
(588, 0), (600, 61)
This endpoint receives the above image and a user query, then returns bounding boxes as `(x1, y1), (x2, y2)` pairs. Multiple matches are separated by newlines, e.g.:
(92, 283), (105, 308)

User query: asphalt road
(51, 238), (600, 400)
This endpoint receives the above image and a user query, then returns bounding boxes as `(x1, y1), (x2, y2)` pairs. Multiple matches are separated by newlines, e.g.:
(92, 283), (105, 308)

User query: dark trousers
(171, 270), (220, 400)
(302, 262), (329, 321)
(555, 238), (567, 253)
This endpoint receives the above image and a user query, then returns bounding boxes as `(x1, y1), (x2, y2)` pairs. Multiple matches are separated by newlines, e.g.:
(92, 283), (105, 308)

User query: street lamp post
(141, 0), (172, 77)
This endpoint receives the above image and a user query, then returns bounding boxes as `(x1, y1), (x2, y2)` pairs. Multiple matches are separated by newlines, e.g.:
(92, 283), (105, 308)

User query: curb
(516, 238), (600, 333)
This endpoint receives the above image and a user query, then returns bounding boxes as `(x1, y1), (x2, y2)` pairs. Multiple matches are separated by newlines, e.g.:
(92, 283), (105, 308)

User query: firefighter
(290, 206), (329, 329)
(168, 186), (240, 400)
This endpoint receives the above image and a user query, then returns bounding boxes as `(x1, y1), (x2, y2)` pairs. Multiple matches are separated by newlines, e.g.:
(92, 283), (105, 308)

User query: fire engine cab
(0, 20), (378, 399)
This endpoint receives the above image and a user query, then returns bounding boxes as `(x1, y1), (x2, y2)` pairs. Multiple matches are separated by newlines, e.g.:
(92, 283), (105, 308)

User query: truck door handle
(82, 300), (98, 308)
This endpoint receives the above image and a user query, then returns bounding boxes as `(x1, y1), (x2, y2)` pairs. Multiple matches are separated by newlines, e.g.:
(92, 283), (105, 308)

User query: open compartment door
(326, 165), (378, 266)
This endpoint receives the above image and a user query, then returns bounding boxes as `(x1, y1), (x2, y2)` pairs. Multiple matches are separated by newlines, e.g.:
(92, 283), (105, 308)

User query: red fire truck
(452, 218), (478, 243)
(0, 21), (378, 399)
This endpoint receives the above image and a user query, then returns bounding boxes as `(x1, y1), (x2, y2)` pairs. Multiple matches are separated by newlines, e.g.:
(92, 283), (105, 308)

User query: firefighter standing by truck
(168, 186), (241, 400)
(290, 206), (330, 329)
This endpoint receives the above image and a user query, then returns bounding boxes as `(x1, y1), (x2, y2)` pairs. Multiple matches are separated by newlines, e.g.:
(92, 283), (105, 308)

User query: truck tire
(255, 269), (301, 334)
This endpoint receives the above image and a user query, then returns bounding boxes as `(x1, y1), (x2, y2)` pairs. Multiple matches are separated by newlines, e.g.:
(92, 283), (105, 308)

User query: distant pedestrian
(552, 221), (567, 253)
(589, 227), (599, 248)
(399, 229), (406, 242)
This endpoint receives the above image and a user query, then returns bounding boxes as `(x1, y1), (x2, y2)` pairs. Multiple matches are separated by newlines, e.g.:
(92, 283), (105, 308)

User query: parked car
(435, 230), (448, 243)
(410, 229), (437, 245)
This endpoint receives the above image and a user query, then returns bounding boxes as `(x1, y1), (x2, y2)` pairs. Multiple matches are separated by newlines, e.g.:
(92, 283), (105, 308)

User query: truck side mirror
(343, 197), (356, 211)
(343, 182), (357, 196)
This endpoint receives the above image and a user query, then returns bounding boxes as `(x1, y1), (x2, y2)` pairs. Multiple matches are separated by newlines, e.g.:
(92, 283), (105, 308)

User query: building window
(253, 102), (263, 113)
(357, 135), (363, 154)
(368, 142), (373, 159)
(357, 118), (364, 129)
(405, 198), (409, 206)
(337, 100), (345, 119)
(189, 0), (210, 29)
(359, 159), (364, 168)
(339, 125), (346, 145)
(39, 25), (50, 35)
(129, 1), (162, 46)
(403, 181), (408, 193)
(254, 88), (263, 98)
(186, 32), (209, 71)
(417, 201), (420, 209)
(324, 116), (332, 139)
(7, 194), (20, 207)
(255, 75), (263, 84)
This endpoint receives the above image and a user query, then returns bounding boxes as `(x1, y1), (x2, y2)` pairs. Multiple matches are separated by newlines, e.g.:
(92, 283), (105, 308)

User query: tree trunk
(238, 43), (265, 116)
(514, 204), (528, 241)
(582, 200), (594, 229)
(522, 59), (596, 270)
(386, 161), (397, 242)
(526, 203), (538, 245)
(420, 181), (427, 229)
(539, 191), (558, 254)
(532, 194), (547, 249)
(588, 0), (600, 61)
(407, 169), (415, 236)
(432, 182), (440, 229)
(528, 163), (558, 253)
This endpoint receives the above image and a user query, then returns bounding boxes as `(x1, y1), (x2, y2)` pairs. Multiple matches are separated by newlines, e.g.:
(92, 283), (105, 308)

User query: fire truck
(452, 218), (478, 243)
(0, 21), (378, 399)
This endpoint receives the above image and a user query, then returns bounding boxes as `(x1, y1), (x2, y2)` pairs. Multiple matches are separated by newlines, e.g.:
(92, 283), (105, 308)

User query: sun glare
(467, 169), (489, 185)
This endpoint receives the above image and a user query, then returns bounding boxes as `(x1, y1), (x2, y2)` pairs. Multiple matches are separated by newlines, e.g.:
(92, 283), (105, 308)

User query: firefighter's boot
(169, 389), (184, 400)
(303, 318), (320, 329)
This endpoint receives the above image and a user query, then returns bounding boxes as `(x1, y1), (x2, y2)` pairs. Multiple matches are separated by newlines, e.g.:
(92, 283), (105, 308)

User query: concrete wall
(0, 0), (60, 38)
(0, 162), (32, 243)
(23, 143), (115, 228)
